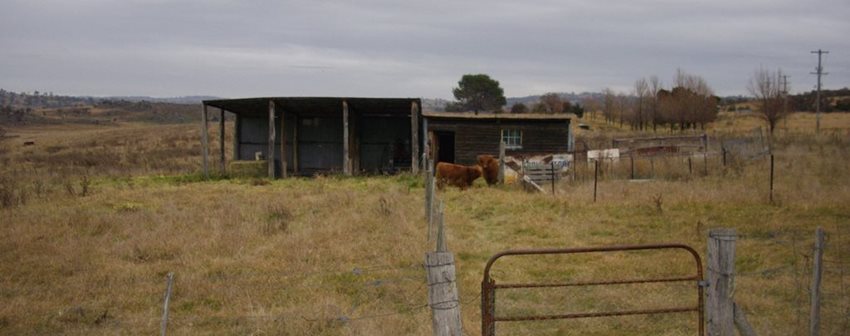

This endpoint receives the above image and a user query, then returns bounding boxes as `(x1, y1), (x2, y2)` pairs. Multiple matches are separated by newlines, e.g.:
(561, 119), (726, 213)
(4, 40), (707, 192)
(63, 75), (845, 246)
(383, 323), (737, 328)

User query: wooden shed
(200, 97), (423, 178)
(423, 112), (572, 165)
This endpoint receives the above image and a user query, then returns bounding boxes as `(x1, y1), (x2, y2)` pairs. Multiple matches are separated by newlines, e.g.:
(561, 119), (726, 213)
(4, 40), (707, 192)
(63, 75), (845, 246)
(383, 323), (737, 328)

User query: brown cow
(477, 154), (499, 185)
(435, 162), (482, 190)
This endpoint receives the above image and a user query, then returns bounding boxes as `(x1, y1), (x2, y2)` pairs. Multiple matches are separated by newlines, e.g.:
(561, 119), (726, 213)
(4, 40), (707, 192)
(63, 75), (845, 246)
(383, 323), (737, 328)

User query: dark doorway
(435, 131), (455, 164)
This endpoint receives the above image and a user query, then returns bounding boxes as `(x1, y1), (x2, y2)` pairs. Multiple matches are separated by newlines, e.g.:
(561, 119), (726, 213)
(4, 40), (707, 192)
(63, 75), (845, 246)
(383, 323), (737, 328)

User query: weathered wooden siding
(427, 118), (570, 165)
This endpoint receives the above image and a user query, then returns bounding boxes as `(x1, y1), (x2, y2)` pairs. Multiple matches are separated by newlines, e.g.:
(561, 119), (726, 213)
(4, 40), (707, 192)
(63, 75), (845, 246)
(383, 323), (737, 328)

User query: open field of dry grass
(1, 113), (849, 335)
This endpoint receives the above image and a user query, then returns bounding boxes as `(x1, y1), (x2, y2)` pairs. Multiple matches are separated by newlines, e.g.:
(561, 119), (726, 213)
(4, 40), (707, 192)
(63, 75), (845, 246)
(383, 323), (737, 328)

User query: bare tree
(748, 68), (787, 134)
(602, 88), (616, 124)
(581, 97), (600, 121)
(670, 69), (717, 131)
(634, 78), (649, 130)
(539, 93), (564, 113)
(648, 76), (662, 132)
(510, 103), (528, 113)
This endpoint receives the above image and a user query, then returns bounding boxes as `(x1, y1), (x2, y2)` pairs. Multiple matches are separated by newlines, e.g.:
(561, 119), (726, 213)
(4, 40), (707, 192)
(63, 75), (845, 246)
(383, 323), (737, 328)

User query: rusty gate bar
(481, 243), (704, 336)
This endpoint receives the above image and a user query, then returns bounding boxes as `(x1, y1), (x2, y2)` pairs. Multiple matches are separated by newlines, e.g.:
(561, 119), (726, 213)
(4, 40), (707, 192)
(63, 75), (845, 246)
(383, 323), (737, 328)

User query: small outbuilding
(423, 112), (573, 165)
(200, 97), (423, 178)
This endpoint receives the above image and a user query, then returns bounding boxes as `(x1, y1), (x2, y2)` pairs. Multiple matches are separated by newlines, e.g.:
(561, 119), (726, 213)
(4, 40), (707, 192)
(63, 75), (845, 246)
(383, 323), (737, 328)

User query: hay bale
(229, 160), (267, 178)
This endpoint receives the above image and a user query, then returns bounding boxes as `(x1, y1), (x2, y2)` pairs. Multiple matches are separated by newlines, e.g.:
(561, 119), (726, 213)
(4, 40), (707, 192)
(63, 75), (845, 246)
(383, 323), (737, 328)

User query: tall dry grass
(0, 116), (848, 334)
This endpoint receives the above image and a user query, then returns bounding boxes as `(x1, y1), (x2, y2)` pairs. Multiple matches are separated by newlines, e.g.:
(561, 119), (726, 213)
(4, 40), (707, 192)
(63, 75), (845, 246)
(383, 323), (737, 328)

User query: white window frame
(502, 129), (522, 149)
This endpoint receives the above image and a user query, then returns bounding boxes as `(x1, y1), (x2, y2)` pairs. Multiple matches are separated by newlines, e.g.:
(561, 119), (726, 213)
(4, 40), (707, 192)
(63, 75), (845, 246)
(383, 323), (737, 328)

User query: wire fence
(734, 225), (849, 335)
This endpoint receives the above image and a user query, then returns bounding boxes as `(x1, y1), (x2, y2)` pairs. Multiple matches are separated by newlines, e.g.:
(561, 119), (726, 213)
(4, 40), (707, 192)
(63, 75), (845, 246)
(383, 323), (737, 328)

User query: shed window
(502, 129), (522, 149)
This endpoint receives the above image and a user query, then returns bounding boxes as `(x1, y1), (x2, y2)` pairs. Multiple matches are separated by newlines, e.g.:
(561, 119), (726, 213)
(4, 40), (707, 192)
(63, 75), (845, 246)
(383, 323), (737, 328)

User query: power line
(810, 49), (829, 134)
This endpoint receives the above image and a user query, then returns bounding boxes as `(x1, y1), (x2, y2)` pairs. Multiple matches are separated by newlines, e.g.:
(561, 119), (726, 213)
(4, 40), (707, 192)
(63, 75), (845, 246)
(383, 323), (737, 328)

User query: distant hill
(423, 92), (605, 112)
(105, 96), (220, 104)
(0, 89), (219, 109)
(506, 92), (604, 108)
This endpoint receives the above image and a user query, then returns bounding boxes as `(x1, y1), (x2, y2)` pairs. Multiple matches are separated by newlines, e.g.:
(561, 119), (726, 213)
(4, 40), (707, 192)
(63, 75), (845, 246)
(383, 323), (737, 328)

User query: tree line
(0, 89), (96, 109)
(587, 69), (719, 131)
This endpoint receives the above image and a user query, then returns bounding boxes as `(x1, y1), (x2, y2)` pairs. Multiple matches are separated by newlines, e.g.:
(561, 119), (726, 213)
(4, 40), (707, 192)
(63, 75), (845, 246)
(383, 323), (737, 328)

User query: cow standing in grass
(435, 162), (483, 190)
(476, 154), (499, 185)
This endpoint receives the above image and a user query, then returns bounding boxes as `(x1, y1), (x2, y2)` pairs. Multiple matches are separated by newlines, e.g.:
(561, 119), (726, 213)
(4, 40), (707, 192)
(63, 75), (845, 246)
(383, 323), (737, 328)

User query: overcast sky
(1, 0), (848, 99)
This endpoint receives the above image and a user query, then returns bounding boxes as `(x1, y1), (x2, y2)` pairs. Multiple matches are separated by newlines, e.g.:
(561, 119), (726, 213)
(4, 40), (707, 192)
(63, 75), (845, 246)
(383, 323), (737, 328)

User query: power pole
(810, 49), (829, 134)
(782, 75), (790, 130)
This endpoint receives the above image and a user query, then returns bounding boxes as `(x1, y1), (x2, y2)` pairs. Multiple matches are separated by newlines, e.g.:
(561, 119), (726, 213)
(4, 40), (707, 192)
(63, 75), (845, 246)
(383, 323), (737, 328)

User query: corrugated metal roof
(422, 111), (573, 120)
(203, 97), (420, 116)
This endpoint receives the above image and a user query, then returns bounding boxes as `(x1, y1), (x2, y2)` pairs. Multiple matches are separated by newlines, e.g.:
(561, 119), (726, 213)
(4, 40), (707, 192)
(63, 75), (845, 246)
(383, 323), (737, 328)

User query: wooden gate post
(707, 228), (737, 336)
(425, 206), (462, 336)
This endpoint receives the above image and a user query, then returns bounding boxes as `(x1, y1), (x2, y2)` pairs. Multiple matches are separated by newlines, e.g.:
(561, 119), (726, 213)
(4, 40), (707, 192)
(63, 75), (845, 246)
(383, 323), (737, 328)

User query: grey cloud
(0, 0), (847, 98)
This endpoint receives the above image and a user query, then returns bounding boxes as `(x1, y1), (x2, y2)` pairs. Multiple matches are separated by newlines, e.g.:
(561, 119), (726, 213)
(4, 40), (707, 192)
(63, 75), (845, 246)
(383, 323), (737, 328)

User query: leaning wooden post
(733, 303), (757, 336)
(630, 154), (635, 180)
(200, 104), (210, 179)
(219, 108), (226, 174)
(707, 228), (737, 336)
(160, 272), (175, 336)
(810, 227), (824, 336)
(498, 140), (506, 184)
(267, 100), (276, 179)
(411, 101), (420, 174)
(425, 203), (462, 336)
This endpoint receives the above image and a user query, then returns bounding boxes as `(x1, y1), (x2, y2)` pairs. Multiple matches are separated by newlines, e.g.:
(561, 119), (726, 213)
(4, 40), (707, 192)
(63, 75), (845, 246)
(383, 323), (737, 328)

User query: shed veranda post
(268, 100), (275, 179)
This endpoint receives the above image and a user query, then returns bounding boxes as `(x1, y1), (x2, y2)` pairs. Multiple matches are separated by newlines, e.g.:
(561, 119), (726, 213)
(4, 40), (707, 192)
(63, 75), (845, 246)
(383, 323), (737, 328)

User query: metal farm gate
(481, 244), (705, 335)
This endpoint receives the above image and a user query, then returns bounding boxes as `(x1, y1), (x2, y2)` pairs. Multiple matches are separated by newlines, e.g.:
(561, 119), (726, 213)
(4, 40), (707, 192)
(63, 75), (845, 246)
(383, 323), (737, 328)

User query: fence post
(550, 161), (555, 195)
(650, 157), (655, 178)
(425, 159), (433, 226)
(498, 141), (505, 184)
(573, 150), (579, 182)
(593, 160), (598, 202)
(810, 227), (824, 336)
(427, 170), (436, 241)
(426, 204), (462, 336)
(689, 156), (693, 176)
(707, 228), (736, 336)
(161, 272), (175, 336)
(630, 154), (635, 180)
(769, 154), (775, 204)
